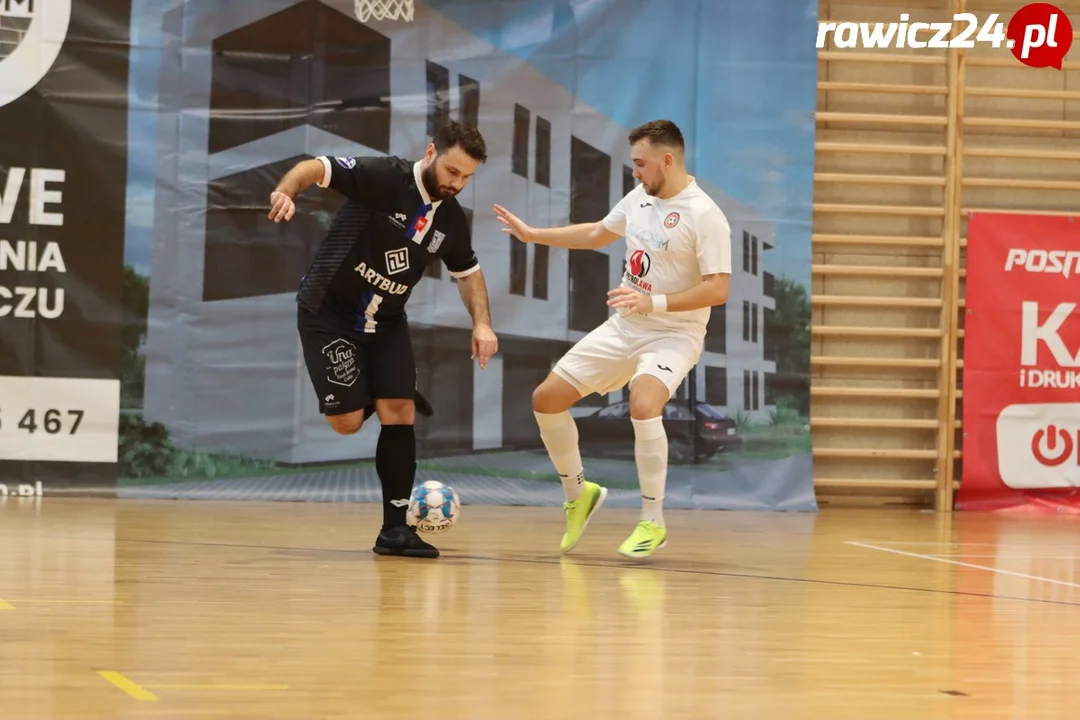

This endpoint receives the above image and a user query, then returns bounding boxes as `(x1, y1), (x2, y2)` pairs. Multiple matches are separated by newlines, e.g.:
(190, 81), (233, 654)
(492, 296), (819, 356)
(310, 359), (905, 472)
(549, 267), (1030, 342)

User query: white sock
(632, 416), (667, 527)
(534, 410), (585, 501)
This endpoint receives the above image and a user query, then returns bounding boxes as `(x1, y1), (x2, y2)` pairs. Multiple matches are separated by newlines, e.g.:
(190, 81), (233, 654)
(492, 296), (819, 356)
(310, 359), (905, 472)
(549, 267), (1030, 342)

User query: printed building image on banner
(121, 0), (816, 511)
(958, 212), (1080, 512)
(0, 0), (131, 493)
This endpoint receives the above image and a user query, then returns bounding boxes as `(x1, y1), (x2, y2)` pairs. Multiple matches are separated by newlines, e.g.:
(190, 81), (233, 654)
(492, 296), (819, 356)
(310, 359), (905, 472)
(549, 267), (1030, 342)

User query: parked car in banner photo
(576, 401), (741, 465)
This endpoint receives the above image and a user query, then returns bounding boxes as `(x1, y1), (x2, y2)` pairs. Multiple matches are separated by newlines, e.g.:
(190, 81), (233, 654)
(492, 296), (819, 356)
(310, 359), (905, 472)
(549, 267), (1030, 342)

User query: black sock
(376, 424), (416, 529)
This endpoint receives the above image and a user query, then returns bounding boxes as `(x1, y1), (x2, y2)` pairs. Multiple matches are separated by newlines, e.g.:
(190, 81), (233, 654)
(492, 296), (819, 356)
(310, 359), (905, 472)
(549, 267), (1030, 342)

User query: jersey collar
(413, 160), (443, 210)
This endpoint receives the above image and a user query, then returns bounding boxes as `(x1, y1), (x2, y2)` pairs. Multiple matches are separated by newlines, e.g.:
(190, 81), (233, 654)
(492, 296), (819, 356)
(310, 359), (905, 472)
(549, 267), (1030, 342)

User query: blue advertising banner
(119, 0), (817, 511)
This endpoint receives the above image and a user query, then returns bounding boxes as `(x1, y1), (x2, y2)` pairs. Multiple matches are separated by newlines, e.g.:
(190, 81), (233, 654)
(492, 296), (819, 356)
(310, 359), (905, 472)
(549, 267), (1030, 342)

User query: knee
(629, 380), (669, 420)
(629, 397), (664, 421)
(376, 399), (415, 425)
(533, 382), (568, 414)
(533, 372), (584, 414)
(532, 385), (554, 413)
(327, 413), (364, 435)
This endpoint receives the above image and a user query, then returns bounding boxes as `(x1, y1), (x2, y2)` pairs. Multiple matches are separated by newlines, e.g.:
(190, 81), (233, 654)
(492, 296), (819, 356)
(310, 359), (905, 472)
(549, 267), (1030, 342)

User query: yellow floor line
(145, 684), (289, 691)
(98, 671), (159, 702)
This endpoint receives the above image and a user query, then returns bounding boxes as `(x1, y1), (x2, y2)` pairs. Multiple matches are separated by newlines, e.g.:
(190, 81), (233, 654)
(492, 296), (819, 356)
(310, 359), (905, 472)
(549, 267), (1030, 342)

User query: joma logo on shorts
(353, 261), (409, 295)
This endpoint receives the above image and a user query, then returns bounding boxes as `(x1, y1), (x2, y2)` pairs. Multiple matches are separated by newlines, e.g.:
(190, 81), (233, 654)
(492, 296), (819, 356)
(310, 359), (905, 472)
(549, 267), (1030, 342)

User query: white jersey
(602, 178), (732, 337)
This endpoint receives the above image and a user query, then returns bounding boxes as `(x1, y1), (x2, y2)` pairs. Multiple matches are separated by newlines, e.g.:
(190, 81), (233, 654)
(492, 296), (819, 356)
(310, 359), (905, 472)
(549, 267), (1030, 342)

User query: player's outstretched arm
(455, 269), (498, 370)
(493, 204), (619, 249)
(268, 159), (325, 223)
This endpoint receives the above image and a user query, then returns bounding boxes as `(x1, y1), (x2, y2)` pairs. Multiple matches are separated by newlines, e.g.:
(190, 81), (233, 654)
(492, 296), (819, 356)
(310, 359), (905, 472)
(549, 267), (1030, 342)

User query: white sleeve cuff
(450, 264), (481, 280)
(316, 156), (332, 188)
(700, 266), (732, 276)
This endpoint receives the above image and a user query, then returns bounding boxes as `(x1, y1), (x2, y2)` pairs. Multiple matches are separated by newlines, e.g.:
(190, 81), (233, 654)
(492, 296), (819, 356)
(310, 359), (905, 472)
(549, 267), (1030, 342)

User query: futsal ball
(406, 480), (461, 534)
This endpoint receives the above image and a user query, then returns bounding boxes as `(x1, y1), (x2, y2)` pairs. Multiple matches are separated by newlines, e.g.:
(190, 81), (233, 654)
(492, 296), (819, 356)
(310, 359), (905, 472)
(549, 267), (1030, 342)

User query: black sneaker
(372, 525), (439, 558)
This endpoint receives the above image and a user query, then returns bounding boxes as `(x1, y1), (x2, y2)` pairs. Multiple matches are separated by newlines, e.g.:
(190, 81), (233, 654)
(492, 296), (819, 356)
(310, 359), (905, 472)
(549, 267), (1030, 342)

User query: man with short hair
(494, 119), (732, 559)
(269, 120), (498, 559)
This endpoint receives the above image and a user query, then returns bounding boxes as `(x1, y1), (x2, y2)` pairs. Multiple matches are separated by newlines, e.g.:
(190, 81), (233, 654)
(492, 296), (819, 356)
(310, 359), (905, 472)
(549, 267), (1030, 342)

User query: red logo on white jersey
(664, 212), (680, 229)
(629, 249), (651, 278)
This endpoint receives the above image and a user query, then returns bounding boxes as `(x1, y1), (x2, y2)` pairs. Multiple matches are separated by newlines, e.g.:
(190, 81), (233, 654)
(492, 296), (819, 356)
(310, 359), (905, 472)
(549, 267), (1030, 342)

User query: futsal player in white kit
(494, 119), (732, 558)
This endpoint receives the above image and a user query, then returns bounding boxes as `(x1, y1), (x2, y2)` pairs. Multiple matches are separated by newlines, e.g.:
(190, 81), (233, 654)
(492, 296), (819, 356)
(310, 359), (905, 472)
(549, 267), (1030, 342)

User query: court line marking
(144, 684), (289, 690)
(847, 541), (1080, 590)
(4, 599), (120, 604)
(98, 671), (159, 702)
(852, 541), (1080, 548)
(96, 536), (1080, 608)
(921, 555), (1080, 560)
(449, 553), (1080, 606)
(0, 599), (120, 610)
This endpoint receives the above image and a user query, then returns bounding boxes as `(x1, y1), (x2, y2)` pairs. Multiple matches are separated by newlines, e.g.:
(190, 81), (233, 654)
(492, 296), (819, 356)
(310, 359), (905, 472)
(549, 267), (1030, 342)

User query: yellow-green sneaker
(618, 520), (667, 559)
(560, 481), (607, 553)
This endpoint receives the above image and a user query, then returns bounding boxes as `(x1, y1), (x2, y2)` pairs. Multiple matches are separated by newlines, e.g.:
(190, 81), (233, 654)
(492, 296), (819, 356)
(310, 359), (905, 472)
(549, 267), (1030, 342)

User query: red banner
(958, 212), (1080, 512)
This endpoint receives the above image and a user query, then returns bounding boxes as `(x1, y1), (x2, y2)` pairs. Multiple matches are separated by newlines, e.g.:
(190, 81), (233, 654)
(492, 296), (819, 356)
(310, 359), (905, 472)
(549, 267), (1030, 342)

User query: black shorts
(297, 306), (416, 416)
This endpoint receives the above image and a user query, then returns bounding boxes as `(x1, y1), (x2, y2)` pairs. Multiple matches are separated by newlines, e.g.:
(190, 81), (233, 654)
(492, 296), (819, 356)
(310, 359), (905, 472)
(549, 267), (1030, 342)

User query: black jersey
(296, 155), (479, 332)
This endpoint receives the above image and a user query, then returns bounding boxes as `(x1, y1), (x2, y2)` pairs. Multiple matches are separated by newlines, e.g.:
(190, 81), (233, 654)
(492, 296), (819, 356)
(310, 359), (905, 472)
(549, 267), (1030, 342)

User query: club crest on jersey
(428, 230), (446, 254)
(664, 212), (680, 229)
(335, 157), (356, 169)
(624, 249), (653, 292)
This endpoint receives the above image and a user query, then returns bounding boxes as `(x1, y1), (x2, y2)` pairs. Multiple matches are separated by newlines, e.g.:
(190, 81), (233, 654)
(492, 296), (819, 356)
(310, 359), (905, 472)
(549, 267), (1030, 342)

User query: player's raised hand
(268, 191), (296, 223)
(493, 204), (534, 242)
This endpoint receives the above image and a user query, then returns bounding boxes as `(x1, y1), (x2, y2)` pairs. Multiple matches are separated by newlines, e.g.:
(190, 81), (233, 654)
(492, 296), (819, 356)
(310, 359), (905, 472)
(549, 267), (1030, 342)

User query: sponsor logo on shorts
(322, 338), (359, 388)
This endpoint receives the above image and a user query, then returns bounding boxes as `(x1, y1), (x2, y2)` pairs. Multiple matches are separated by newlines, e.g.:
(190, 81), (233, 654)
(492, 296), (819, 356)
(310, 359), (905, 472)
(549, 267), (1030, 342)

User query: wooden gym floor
(2, 497), (1080, 719)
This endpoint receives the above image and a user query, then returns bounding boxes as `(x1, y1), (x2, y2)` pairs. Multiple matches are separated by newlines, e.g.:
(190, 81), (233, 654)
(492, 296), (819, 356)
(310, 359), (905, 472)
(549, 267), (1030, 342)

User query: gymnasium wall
(815, 0), (1080, 511)
(0, 0), (819, 511)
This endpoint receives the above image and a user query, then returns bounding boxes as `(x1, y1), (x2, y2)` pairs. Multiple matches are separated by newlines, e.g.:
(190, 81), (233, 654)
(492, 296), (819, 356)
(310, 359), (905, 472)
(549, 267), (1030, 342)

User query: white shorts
(552, 315), (703, 399)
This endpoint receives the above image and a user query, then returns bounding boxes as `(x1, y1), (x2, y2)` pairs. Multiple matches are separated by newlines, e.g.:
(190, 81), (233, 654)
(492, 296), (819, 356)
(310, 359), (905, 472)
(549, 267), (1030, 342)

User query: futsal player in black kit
(267, 121), (498, 559)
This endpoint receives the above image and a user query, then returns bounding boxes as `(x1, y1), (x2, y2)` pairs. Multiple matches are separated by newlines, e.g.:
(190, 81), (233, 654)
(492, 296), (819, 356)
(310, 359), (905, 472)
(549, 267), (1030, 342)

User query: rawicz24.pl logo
(817, 3), (1074, 69)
